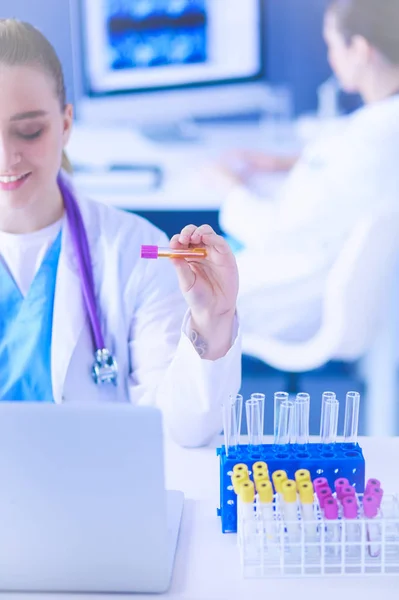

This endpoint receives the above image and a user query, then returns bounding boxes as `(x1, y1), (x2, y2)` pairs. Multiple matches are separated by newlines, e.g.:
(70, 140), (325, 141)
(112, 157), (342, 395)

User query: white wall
(0, 0), (74, 104)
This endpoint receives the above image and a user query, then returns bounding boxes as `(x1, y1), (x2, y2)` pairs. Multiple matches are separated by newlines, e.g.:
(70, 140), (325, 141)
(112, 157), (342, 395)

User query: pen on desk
(257, 480), (275, 542)
(343, 391), (360, 443)
(320, 391), (339, 444)
(324, 497), (340, 555)
(295, 469), (311, 488)
(294, 393), (310, 445)
(299, 481), (317, 540)
(363, 495), (381, 558)
(246, 397), (263, 452)
(141, 245), (207, 259)
(222, 394), (243, 456)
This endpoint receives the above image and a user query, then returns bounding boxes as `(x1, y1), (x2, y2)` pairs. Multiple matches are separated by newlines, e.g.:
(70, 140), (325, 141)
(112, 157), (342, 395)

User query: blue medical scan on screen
(105, 0), (208, 70)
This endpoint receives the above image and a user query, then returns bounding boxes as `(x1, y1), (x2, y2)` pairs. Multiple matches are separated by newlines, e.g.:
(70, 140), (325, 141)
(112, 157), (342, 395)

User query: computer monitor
(70, 0), (268, 125)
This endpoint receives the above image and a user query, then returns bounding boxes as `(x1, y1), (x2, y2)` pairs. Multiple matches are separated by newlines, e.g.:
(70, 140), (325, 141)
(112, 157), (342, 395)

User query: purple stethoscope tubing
(58, 173), (104, 349)
(57, 172), (117, 385)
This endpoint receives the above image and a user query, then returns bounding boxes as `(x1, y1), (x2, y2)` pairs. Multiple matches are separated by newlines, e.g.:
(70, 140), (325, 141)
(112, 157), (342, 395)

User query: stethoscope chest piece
(92, 348), (118, 386)
(58, 173), (119, 388)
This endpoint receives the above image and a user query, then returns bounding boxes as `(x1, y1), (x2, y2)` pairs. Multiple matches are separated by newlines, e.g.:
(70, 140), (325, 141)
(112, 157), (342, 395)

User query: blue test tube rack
(216, 442), (365, 533)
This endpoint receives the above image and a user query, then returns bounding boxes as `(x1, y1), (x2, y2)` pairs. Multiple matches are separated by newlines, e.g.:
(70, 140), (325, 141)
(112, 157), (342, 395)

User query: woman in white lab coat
(217, 0), (399, 342)
(0, 19), (241, 448)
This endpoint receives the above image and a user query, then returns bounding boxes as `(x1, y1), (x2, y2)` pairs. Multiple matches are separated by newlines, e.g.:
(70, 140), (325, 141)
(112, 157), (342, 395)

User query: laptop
(0, 402), (184, 593)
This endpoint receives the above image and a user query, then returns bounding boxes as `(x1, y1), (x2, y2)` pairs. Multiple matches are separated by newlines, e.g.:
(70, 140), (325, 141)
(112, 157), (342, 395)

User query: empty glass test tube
(320, 391), (339, 444)
(274, 392), (289, 442)
(222, 394), (243, 456)
(250, 393), (265, 440)
(294, 392), (310, 445)
(274, 399), (293, 445)
(343, 391), (360, 443)
(246, 396), (263, 451)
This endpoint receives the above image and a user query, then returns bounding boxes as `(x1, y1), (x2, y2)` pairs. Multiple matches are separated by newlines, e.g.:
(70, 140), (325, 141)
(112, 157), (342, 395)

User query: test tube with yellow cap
(272, 470), (288, 495)
(253, 470), (269, 492)
(272, 469), (288, 515)
(231, 471), (249, 495)
(295, 469), (311, 488)
(238, 480), (256, 537)
(231, 464), (249, 493)
(298, 481), (317, 539)
(233, 463), (249, 477)
(257, 480), (276, 543)
(252, 461), (269, 489)
(252, 461), (269, 473)
(282, 480), (300, 542)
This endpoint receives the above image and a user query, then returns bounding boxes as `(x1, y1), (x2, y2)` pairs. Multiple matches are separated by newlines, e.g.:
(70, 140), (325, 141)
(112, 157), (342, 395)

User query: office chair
(242, 210), (399, 436)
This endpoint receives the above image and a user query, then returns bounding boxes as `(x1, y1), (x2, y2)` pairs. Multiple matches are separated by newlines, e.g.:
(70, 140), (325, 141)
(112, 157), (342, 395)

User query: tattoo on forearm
(190, 329), (208, 358)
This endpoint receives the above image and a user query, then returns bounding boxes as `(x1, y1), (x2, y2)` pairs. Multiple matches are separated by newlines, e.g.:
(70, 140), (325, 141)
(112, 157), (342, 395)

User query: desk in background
(67, 120), (301, 238)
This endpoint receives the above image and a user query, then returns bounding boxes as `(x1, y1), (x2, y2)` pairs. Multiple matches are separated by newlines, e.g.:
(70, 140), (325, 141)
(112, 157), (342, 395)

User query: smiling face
(0, 64), (73, 211)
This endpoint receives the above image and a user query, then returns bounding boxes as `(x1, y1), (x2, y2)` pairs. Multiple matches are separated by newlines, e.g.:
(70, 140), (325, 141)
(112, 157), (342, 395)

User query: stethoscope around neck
(57, 172), (118, 386)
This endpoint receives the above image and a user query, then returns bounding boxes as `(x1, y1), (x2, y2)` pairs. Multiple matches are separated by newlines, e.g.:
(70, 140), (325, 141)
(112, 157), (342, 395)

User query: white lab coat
(220, 95), (399, 341)
(51, 176), (241, 447)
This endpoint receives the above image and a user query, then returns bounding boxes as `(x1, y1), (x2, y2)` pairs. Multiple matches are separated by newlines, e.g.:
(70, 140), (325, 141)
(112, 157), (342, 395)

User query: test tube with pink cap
(342, 495), (360, 557)
(318, 487), (334, 511)
(324, 497), (340, 556)
(363, 495), (381, 558)
(314, 477), (329, 494)
(334, 477), (350, 500)
(340, 485), (357, 501)
(365, 478), (381, 494)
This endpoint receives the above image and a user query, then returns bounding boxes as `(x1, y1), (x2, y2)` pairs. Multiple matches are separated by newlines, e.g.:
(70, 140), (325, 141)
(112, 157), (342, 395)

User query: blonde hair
(61, 150), (73, 174)
(0, 18), (73, 172)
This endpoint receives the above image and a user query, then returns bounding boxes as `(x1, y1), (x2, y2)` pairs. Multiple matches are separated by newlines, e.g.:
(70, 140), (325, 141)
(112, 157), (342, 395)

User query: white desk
(4, 436), (399, 600)
(67, 121), (300, 211)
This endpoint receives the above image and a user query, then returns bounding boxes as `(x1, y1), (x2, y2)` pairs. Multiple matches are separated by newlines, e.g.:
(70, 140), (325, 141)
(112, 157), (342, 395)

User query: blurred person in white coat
(216, 0), (399, 342)
(0, 19), (241, 448)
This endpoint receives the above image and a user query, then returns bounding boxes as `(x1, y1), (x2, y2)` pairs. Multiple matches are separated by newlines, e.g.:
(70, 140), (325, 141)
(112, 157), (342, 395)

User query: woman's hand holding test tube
(143, 224), (239, 360)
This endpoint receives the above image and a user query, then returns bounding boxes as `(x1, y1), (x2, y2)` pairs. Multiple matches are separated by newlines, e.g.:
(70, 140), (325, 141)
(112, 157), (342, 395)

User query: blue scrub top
(0, 231), (62, 402)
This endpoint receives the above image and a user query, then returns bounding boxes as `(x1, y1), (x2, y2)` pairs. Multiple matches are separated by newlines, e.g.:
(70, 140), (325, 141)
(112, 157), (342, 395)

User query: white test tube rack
(237, 492), (399, 578)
